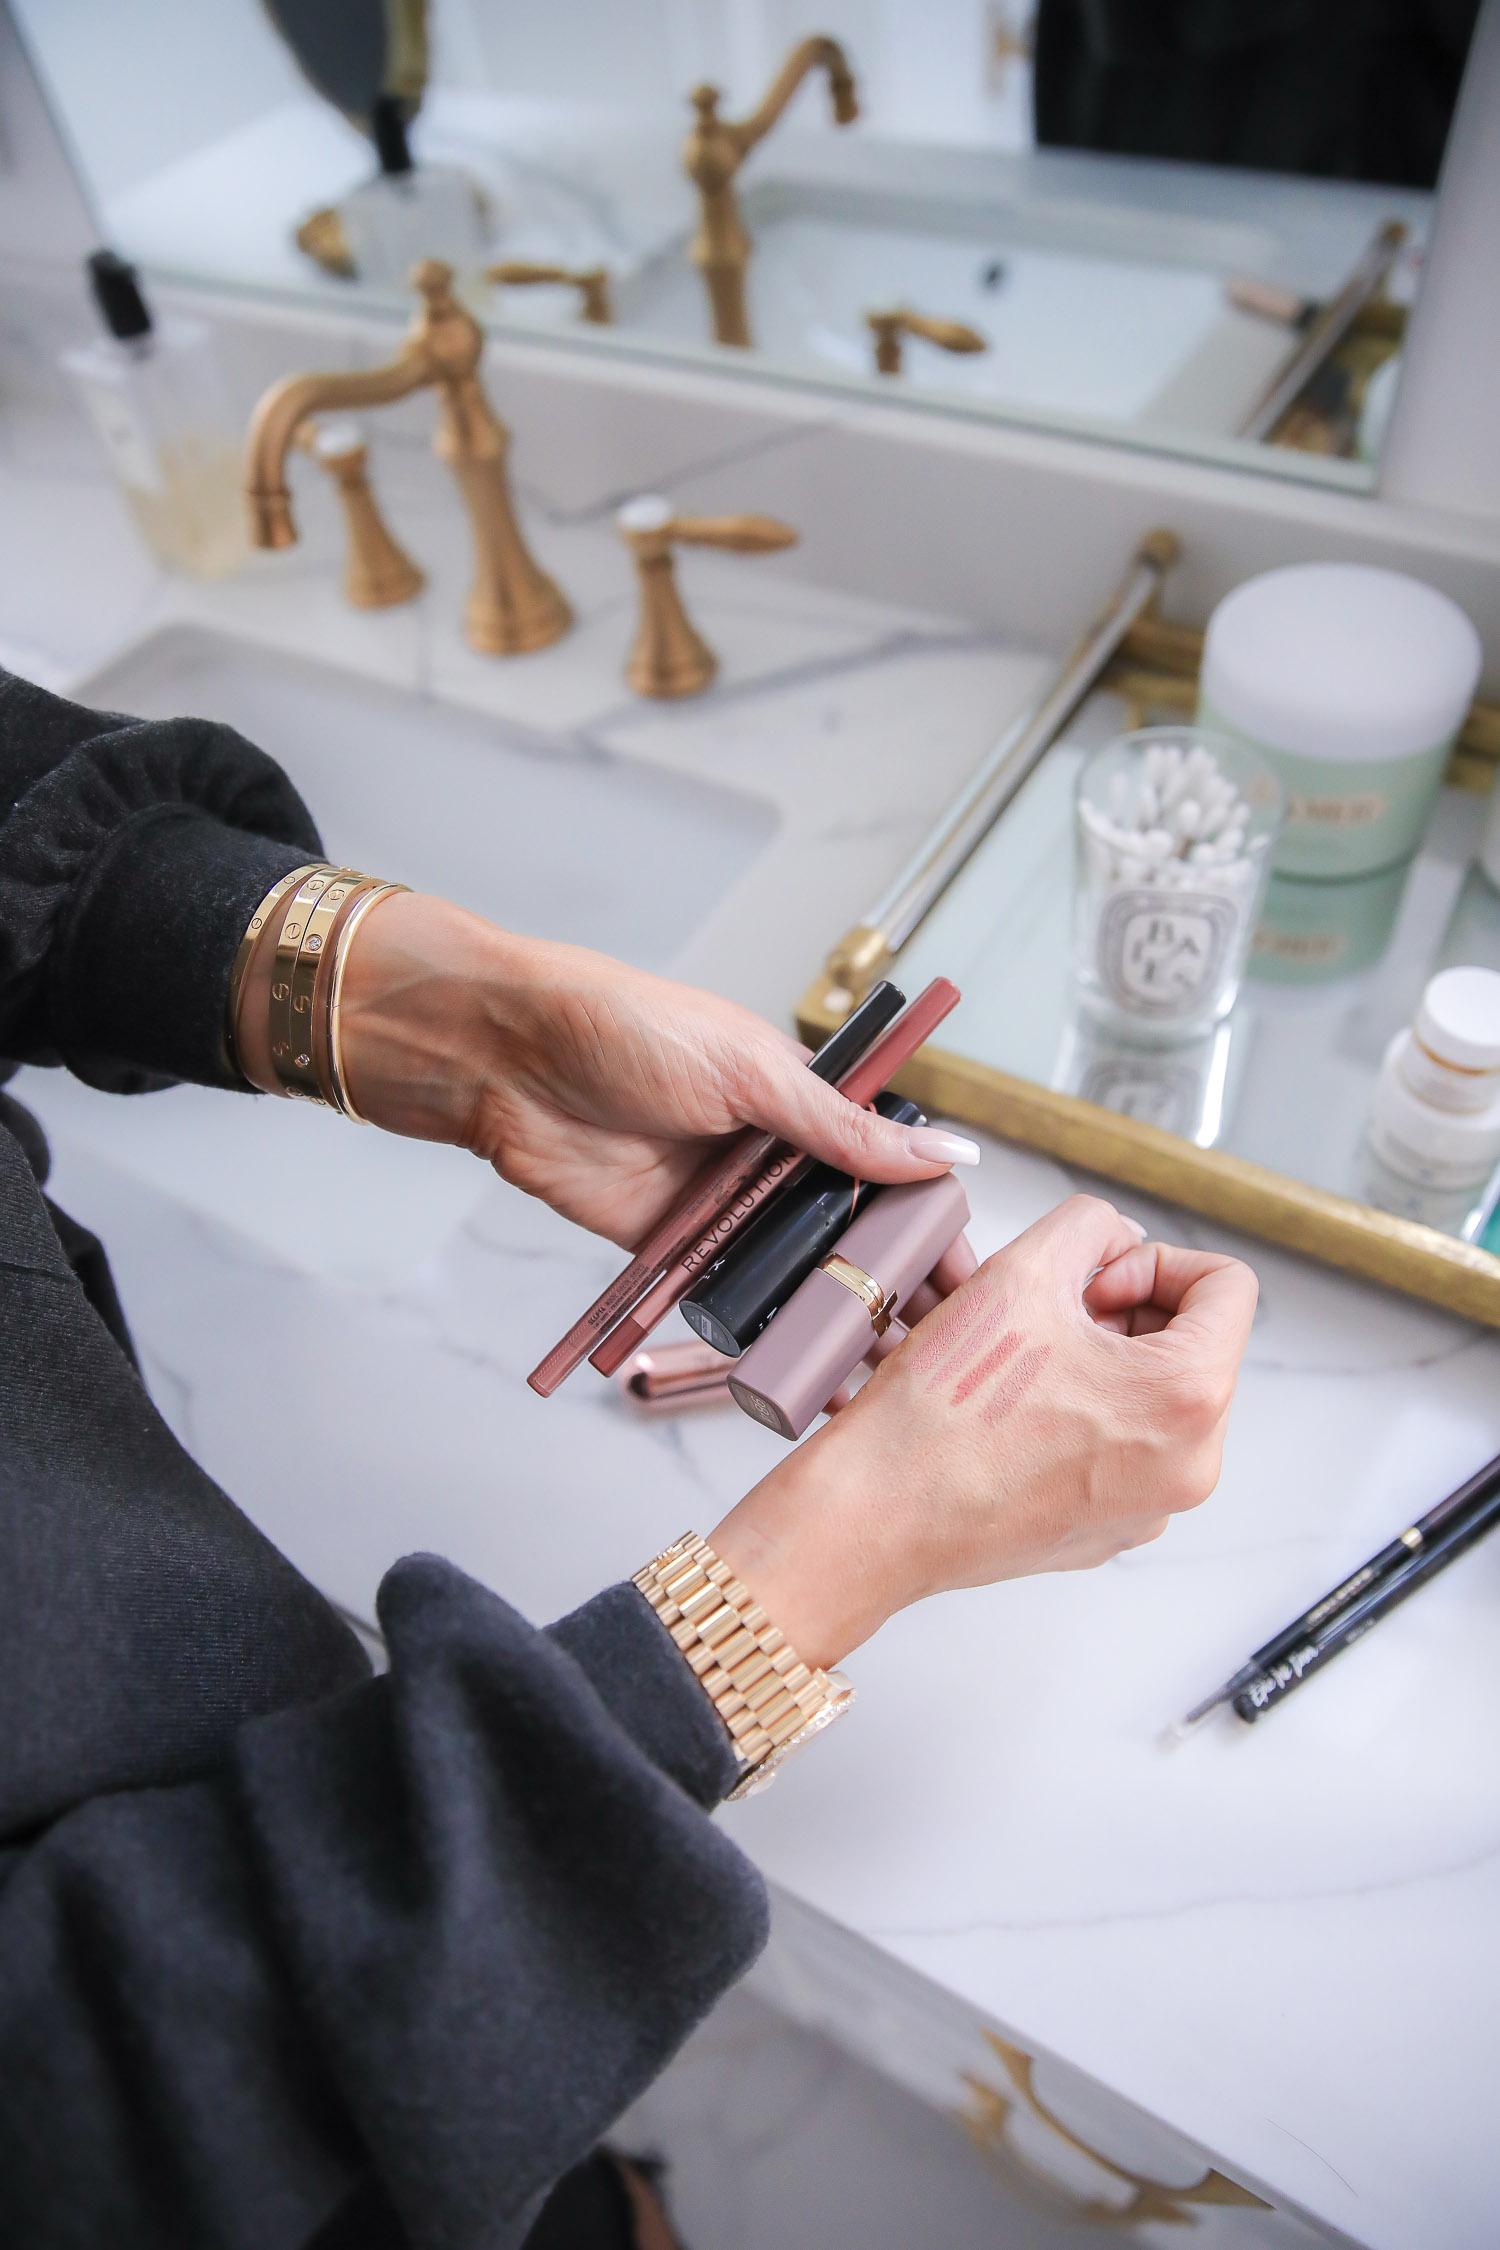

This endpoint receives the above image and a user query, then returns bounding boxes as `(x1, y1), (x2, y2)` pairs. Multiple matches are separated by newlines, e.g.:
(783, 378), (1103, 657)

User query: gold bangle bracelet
(223, 862), (323, 1081)
(633, 1531), (853, 1801)
(324, 881), (409, 1123)
(268, 865), (353, 1101)
(285, 871), (383, 1106)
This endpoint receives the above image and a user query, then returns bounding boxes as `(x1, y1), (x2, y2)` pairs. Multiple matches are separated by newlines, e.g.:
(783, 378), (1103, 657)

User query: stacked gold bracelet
(633, 1531), (853, 1800)
(225, 860), (409, 1117)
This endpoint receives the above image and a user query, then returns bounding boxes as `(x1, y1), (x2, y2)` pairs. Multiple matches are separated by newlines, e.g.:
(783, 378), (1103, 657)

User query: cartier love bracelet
(633, 1532), (853, 1799)
(224, 861), (408, 1116)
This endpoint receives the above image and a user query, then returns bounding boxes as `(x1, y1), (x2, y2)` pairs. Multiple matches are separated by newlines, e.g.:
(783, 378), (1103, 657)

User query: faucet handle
(867, 307), (987, 376)
(488, 260), (613, 324)
(669, 513), (798, 555)
(293, 417), (425, 611)
(617, 494), (798, 698)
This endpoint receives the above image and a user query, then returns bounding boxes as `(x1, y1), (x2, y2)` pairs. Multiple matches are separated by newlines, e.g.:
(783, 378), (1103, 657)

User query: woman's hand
(710, 1195), (1258, 1667)
(240, 891), (977, 1247)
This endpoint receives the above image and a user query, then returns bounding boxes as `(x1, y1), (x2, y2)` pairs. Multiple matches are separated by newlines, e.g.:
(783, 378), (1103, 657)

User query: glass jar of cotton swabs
(1073, 726), (1284, 1045)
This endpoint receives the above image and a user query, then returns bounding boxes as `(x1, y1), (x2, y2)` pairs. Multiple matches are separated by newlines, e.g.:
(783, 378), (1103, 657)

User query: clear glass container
(62, 317), (247, 579)
(1073, 725), (1283, 1044)
(340, 168), (491, 290)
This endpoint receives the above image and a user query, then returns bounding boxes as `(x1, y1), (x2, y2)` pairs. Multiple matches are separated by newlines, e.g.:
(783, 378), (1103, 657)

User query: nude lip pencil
(582, 976), (964, 1381)
(1171, 1448), (1500, 1735)
(525, 979), (908, 1397)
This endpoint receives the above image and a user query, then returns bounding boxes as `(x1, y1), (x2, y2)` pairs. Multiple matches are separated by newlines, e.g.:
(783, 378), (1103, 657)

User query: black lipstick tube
(680, 1092), (925, 1358)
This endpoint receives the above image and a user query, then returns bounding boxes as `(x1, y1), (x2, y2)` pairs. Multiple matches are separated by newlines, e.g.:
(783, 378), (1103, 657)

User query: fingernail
(1125, 1216), (1148, 1241)
(905, 1126), (982, 1167)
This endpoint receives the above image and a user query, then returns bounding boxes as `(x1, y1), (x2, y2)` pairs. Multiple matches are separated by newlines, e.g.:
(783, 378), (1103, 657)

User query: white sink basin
(15, 627), (776, 1285)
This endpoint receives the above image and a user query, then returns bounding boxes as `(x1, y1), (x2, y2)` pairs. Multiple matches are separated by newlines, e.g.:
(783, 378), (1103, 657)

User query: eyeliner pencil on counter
(525, 979), (909, 1397)
(587, 977), (962, 1378)
(1172, 1449), (1500, 1735)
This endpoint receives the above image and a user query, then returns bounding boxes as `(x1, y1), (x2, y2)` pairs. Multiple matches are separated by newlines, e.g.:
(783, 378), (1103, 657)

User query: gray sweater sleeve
(0, 664), (321, 1091)
(0, 666), (770, 2246)
(0, 1555), (763, 2250)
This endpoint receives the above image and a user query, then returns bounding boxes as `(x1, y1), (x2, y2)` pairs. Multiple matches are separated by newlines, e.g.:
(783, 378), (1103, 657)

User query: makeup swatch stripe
(981, 1342), (1051, 1426)
(949, 1329), (1022, 1407)
(908, 1286), (1003, 1376)
(922, 1295), (1019, 1392)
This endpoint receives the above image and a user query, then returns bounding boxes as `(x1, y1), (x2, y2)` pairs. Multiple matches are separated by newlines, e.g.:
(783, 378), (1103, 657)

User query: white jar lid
(1416, 965), (1500, 1072)
(1201, 564), (1482, 764)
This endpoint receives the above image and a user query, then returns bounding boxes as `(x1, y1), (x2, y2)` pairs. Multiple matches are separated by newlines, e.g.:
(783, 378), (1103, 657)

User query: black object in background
(682, 1090), (925, 1357)
(371, 93), (415, 176)
(263, 0), (423, 131)
(87, 250), (151, 342)
(1033, 0), (1480, 190)
(1176, 1448), (1500, 1731)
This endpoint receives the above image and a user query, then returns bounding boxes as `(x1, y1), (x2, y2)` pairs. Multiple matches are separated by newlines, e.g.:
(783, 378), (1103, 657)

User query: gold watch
(633, 1531), (853, 1801)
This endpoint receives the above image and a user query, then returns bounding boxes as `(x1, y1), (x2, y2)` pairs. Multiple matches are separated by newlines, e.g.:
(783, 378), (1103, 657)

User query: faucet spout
(245, 356), (430, 549)
(683, 37), (858, 349)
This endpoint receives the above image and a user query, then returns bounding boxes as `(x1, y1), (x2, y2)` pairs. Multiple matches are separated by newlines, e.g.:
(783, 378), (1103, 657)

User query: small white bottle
(62, 252), (247, 579)
(338, 98), (490, 291)
(1367, 966), (1500, 1194)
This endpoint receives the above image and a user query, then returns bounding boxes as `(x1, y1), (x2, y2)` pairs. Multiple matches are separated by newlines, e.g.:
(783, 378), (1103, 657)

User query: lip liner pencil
(587, 978), (963, 1378)
(1172, 1449), (1500, 1735)
(525, 979), (909, 1398)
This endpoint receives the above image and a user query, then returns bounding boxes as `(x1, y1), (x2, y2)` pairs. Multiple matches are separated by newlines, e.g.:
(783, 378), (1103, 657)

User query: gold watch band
(633, 1531), (853, 1801)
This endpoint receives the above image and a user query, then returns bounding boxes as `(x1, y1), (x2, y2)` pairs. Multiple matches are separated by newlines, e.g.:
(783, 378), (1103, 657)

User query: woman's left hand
(246, 891), (977, 1247)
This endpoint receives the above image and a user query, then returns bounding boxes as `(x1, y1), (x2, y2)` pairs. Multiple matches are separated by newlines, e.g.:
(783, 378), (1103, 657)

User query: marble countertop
(2, 284), (1498, 2250)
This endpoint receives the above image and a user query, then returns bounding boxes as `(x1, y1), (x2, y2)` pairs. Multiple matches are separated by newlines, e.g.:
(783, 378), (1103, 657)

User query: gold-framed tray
(797, 534), (1500, 1328)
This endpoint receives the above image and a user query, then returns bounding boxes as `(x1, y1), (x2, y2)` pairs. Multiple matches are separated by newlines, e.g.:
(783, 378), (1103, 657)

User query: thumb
(739, 1045), (981, 1182)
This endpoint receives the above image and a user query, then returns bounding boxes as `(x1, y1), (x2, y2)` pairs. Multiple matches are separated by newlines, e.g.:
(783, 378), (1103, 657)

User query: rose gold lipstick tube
(616, 1339), (735, 1411)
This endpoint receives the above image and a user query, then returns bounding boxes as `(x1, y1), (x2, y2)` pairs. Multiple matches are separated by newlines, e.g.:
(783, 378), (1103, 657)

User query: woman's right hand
(710, 1195), (1258, 1669)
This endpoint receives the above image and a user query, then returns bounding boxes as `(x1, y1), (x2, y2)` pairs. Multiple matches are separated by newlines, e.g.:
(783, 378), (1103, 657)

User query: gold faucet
(683, 37), (858, 349)
(246, 260), (571, 655)
(487, 261), (613, 324)
(867, 307), (987, 377)
(617, 495), (797, 698)
(293, 419), (425, 609)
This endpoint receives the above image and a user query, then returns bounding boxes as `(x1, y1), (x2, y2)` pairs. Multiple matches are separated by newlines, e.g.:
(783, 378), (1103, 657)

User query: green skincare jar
(1197, 563), (1481, 880)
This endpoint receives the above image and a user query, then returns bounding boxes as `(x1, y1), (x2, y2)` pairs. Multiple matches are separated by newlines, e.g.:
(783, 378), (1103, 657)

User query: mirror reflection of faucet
(866, 308), (987, 377)
(616, 496), (798, 699)
(245, 259), (572, 656)
(682, 37), (859, 349)
(486, 262), (613, 325)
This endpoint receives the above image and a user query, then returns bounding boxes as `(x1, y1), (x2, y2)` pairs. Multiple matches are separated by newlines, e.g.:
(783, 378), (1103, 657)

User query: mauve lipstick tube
(680, 1091), (925, 1358)
(727, 1173), (971, 1440)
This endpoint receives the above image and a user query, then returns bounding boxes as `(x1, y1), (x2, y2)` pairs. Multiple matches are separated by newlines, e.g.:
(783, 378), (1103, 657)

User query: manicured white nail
(906, 1126), (982, 1167)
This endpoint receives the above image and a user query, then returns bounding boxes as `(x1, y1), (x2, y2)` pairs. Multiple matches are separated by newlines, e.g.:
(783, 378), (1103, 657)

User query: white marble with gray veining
(1, 279), (1497, 2250)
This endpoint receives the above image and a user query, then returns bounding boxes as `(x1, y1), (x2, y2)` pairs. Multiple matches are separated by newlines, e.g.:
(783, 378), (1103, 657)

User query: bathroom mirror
(11, 0), (1482, 491)
(796, 584), (1500, 1328)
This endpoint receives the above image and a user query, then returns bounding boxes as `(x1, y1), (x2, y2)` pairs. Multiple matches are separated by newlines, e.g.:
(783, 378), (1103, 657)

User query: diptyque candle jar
(1073, 726), (1283, 1045)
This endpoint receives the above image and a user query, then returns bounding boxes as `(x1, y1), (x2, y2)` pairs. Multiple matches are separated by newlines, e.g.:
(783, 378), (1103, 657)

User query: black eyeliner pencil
(1172, 1449), (1500, 1735)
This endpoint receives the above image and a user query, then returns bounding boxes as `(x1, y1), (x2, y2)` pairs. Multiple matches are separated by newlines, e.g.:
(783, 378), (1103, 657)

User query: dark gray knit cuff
(53, 806), (315, 1093)
(547, 1583), (741, 1810)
